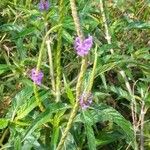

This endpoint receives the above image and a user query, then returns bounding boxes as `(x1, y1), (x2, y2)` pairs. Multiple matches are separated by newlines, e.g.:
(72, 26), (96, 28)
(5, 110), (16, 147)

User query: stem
(140, 101), (145, 150)
(75, 57), (87, 99)
(70, 0), (84, 39)
(34, 25), (61, 111)
(55, 0), (65, 102)
(120, 71), (138, 150)
(33, 84), (45, 112)
(0, 128), (9, 147)
(99, 0), (113, 54)
(46, 39), (56, 93)
(45, 125), (51, 149)
(56, 57), (87, 150)
(56, 102), (79, 150)
(99, 0), (138, 149)
(56, 0), (87, 149)
(86, 45), (98, 94)
(34, 31), (46, 111)
(37, 25), (62, 72)
(120, 71), (137, 135)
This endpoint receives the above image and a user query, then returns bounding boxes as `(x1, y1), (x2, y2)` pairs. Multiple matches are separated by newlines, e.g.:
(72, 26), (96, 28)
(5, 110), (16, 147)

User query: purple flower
(79, 92), (93, 110)
(30, 68), (44, 85)
(38, 0), (50, 11)
(74, 36), (93, 57)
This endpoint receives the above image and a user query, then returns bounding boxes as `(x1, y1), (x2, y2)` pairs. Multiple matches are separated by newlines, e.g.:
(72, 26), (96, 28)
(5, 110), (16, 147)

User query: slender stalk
(46, 39), (56, 93)
(13, 0), (17, 5)
(70, 0), (84, 40)
(140, 101), (145, 150)
(34, 28), (49, 111)
(70, 0), (85, 100)
(25, 0), (31, 8)
(45, 125), (51, 148)
(99, 0), (137, 149)
(120, 71), (137, 135)
(33, 84), (45, 112)
(34, 25), (61, 111)
(56, 58), (87, 150)
(55, 0), (65, 102)
(138, 87), (149, 150)
(56, 102), (79, 150)
(86, 45), (98, 94)
(75, 57), (87, 99)
(56, 0), (87, 149)
(0, 128), (9, 147)
(99, 0), (113, 54)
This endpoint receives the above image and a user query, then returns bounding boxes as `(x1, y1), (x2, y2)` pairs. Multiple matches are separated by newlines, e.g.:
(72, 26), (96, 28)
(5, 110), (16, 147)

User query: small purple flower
(38, 0), (50, 11)
(30, 68), (44, 85)
(74, 36), (93, 57)
(79, 92), (93, 110)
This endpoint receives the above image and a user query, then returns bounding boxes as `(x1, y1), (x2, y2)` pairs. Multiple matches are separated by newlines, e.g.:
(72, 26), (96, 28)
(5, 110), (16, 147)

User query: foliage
(0, 0), (150, 149)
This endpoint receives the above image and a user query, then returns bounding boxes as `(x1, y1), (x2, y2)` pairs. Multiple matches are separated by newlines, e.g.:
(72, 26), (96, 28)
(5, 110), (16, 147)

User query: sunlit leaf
(0, 118), (9, 129)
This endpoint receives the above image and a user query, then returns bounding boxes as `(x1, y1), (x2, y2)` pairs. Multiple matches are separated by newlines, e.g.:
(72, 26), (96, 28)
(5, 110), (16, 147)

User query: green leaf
(50, 110), (66, 150)
(63, 74), (75, 105)
(14, 136), (21, 150)
(15, 27), (37, 39)
(23, 103), (69, 140)
(126, 21), (150, 29)
(16, 91), (48, 120)
(96, 131), (123, 147)
(0, 64), (10, 75)
(6, 86), (34, 120)
(62, 30), (73, 43)
(22, 134), (43, 150)
(0, 118), (9, 129)
(50, 126), (59, 150)
(76, 104), (135, 148)
(96, 62), (117, 76)
(63, 132), (78, 150)
(0, 23), (22, 32)
(82, 111), (96, 150)
(133, 48), (150, 60)
(16, 38), (27, 59)
(110, 85), (130, 100)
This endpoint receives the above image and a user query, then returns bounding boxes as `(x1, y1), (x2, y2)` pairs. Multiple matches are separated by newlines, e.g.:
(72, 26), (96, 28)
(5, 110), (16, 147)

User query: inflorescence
(74, 36), (93, 57)
(79, 92), (93, 110)
(30, 68), (44, 85)
(38, 0), (50, 11)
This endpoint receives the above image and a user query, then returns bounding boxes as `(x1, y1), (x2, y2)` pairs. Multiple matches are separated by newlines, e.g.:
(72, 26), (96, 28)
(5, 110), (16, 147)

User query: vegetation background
(0, 0), (150, 149)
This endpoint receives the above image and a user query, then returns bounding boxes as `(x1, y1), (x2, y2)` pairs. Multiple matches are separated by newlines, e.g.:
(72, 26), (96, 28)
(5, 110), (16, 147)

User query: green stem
(56, 102), (79, 150)
(0, 128), (9, 147)
(33, 84), (45, 112)
(34, 25), (62, 111)
(70, 0), (84, 39)
(56, 57), (88, 150)
(45, 125), (51, 149)
(46, 39), (56, 93)
(99, 0), (137, 149)
(56, 0), (87, 149)
(76, 57), (88, 99)
(99, 0), (113, 54)
(86, 45), (98, 94)
(55, 0), (65, 102)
